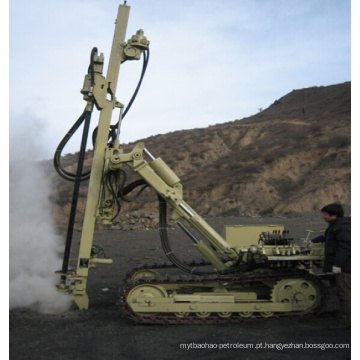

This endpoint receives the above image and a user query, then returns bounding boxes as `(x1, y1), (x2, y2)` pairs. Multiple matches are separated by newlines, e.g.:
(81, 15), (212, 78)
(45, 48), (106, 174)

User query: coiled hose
(158, 196), (249, 276)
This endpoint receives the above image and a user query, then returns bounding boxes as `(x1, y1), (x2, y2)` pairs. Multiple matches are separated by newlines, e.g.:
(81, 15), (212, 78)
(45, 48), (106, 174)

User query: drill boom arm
(108, 142), (239, 263)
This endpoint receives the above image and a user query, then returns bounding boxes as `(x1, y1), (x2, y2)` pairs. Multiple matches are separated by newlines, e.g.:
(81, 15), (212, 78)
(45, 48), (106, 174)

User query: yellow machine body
(224, 225), (284, 248)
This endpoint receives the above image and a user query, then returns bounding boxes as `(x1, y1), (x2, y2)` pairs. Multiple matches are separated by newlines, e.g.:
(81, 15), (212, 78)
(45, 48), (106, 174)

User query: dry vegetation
(42, 82), (351, 228)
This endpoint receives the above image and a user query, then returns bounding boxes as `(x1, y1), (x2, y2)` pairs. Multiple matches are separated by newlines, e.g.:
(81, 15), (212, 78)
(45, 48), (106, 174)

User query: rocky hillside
(46, 82), (351, 228)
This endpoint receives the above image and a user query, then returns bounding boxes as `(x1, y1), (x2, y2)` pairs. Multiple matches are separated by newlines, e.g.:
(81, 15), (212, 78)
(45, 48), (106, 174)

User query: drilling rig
(55, 2), (326, 324)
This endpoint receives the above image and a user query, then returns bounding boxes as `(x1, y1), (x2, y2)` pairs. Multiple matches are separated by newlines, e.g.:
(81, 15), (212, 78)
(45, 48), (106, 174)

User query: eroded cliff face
(47, 82), (350, 228)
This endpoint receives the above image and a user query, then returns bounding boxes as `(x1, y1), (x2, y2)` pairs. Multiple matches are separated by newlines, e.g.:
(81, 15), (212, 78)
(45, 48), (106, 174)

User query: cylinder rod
(177, 221), (200, 244)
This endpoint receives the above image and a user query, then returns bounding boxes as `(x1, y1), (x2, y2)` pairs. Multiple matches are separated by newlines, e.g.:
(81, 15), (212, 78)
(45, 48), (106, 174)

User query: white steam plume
(9, 116), (72, 313)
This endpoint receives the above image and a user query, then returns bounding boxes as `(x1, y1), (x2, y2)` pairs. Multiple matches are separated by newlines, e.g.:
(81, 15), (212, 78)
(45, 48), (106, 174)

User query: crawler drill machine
(55, 2), (325, 324)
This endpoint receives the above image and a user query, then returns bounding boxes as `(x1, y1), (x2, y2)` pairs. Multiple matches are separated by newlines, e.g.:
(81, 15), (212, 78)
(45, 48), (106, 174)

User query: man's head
(321, 203), (344, 223)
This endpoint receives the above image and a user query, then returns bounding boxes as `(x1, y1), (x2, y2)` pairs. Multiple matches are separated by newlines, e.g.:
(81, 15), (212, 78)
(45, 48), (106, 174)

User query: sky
(9, 0), (352, 160)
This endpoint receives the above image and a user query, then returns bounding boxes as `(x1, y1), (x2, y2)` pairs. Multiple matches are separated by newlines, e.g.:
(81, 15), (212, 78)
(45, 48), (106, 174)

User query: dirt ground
(10, 215), (352, 360)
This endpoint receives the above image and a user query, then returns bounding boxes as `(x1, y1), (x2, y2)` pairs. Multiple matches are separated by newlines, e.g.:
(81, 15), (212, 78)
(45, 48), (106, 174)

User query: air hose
(157, 196), (250, 276)
(60, 110), (92, 280)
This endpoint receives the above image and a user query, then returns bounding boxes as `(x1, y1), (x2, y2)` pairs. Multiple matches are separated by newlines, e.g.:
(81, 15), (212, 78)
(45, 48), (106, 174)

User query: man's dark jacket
(313, 217), (351, 273)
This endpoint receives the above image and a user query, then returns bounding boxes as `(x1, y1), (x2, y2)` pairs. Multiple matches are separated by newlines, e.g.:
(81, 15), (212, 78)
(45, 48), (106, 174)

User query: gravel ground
(10, 215), (352, 359)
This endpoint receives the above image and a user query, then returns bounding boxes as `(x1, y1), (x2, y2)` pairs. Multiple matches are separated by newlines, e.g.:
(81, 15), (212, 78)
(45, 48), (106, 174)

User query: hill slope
(48, 82), (351, 228)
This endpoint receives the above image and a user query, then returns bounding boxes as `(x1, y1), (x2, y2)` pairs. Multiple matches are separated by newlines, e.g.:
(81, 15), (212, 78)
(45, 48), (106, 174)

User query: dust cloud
(9, 122), (72, 313)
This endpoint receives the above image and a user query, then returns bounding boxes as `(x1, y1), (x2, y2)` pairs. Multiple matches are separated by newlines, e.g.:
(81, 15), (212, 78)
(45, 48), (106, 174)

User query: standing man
(312, 203), (351, 327)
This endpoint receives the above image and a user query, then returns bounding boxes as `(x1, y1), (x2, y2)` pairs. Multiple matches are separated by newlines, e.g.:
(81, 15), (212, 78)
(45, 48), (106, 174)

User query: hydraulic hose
(121, 48), (149, 121)
(61, 110), (92, 280)
(105, 175), (148, 221)
(158, 196), (223, 275)
(92, 48), (150, 145)
(106, 172), (248, 276)
(54, 47), (99, 182)
(53, 108), (91, 182)
(56, 47), (150, 178)
(57, 41), (149, 280)
(158, 196), (250, 275)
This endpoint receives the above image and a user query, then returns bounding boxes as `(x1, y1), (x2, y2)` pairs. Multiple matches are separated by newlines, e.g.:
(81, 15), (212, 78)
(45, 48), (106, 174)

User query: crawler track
(119, 262), (325, 324)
